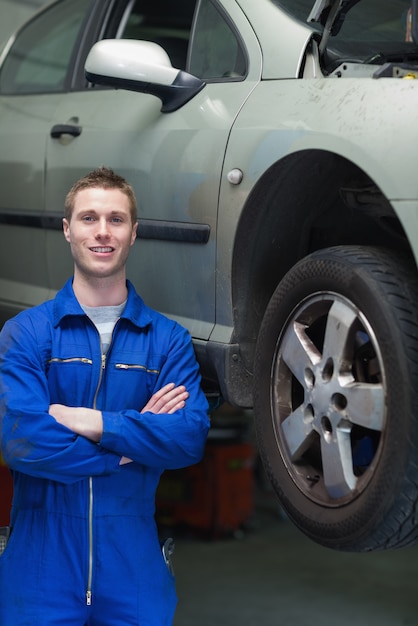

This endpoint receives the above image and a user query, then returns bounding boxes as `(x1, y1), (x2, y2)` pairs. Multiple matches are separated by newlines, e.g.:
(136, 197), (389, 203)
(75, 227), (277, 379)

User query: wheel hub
(273, 293), (386, 505)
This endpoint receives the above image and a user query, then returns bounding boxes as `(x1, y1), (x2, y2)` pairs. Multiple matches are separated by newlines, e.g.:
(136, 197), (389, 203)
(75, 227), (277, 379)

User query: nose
(95, 217), (110, 238)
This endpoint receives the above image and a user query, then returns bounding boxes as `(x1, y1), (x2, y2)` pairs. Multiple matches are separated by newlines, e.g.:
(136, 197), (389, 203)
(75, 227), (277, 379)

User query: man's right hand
(119, 383), (189, 465)
(140, 382), (189, 415)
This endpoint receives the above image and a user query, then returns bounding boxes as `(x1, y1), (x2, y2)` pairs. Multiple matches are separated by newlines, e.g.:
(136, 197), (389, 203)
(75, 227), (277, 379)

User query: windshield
(274, 0), (418, 69)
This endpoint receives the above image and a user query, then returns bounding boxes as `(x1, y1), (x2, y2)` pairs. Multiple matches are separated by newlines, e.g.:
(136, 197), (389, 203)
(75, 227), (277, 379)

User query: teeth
(91, 247), (113, 253)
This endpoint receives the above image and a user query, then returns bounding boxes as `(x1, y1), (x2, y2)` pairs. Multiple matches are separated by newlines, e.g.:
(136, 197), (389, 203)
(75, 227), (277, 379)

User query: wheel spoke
(281, 404), (315, 460)
(322, 300), (357, 368)
(321, 420), (357, 498)
(344, 381), (385, 431)
(281, 321), (321, 385)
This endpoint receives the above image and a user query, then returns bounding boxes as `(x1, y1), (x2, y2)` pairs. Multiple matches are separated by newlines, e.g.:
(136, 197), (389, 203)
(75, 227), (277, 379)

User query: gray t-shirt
(81, 301), (126, 354)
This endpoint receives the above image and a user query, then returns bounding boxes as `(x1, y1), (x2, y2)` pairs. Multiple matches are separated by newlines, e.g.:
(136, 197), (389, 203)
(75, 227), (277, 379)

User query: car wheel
(254, 245), (418, 551)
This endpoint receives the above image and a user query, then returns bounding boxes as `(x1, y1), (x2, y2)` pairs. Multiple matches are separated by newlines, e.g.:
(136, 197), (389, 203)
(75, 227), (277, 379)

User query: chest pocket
(101, 353), (166, 411)
(47, 356), (94, 406)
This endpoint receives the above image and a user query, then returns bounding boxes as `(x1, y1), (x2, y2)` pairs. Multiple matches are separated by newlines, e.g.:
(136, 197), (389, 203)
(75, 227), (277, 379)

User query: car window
(189, 0), (247, 80)
(116, 0), (197, 70)
(0, 0), (47, 49)
(0, 0), (90, 95)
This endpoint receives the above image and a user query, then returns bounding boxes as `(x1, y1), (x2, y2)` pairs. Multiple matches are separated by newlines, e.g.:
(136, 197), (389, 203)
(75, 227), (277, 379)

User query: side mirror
(85, 39), (205, 113)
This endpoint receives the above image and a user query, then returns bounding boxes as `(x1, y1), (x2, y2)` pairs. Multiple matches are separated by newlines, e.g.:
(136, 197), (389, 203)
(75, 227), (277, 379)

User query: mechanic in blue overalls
(0, 166), (210, 625)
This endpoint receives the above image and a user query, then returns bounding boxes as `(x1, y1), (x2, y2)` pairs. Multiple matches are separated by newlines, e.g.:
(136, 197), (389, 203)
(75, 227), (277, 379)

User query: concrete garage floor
(172, 492), (418, 626)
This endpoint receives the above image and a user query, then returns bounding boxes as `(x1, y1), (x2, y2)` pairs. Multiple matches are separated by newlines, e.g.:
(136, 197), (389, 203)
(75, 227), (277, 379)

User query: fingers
(166, 396), (188, 414)
(141, 383), (189, 414)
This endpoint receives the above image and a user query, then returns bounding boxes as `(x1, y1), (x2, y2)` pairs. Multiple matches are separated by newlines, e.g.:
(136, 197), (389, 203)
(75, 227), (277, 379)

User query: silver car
(1, 0), (418, 552)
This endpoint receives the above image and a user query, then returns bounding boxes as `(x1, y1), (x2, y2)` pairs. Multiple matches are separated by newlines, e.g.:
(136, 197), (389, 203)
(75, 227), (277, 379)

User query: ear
(63, 218), (71, 243)
(130, 221), (138, 246)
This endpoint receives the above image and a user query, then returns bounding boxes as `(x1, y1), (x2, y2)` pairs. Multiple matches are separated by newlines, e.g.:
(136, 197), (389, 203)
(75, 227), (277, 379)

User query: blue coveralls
(0, 279), (210, 625)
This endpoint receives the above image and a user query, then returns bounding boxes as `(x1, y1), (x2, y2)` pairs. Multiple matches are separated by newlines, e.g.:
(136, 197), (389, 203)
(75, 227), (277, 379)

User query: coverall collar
(53, 278), (153, 330)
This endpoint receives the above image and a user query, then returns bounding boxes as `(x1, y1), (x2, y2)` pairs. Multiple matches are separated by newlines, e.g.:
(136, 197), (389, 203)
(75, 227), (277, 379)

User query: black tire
(254, 245), (418, 552)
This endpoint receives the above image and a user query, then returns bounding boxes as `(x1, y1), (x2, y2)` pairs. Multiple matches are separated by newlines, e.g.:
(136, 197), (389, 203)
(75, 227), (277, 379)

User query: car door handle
(50, 124), (82, 138)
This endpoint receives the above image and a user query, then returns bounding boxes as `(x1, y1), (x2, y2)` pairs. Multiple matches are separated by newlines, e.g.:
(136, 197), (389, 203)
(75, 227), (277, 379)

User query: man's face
(63, 187), (137, 282)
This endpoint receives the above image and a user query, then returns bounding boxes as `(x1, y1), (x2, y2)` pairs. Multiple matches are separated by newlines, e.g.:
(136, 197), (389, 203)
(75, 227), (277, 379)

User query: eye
(110, 216), (123, 224)
(82, 215), (95, 222)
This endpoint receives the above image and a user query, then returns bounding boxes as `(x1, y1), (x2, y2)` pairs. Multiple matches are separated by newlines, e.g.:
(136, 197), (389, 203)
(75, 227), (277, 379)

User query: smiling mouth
(90, 247), (114, 253)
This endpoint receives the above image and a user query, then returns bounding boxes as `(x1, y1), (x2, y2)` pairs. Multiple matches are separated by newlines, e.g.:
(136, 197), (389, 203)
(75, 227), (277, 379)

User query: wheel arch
(231, 148), (414, 384)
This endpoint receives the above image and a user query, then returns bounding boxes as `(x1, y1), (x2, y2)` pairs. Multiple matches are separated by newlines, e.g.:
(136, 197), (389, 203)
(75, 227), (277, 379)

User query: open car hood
(308, 0), (361, 36)
(308, 0), (418, 54)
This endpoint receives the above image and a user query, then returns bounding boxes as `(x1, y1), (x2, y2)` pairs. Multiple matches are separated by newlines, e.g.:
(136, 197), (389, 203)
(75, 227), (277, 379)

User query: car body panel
(223, 75), (418, 204)
(214, 74), (418, 333)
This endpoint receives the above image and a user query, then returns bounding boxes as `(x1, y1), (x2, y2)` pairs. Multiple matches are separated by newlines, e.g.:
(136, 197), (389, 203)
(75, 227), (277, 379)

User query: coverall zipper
(86, 320), (119, 606)
(115, 363), (160, 374)
(49, 357), (93, 365)
(86, 475), (94, 606)
(86, 350), (106, 605)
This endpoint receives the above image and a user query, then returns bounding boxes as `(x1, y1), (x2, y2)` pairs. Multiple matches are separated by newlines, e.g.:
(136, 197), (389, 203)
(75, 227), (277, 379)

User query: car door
(0, 0), (95, 323)
(44, 0), (262, 339)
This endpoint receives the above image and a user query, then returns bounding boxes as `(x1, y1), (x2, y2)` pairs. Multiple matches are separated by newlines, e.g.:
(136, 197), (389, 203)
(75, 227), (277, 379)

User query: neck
(72, 272), (128, 307)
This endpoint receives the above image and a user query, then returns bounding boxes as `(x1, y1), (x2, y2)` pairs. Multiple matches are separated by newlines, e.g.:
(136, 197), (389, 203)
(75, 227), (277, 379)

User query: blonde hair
(64, 166), (138, 224)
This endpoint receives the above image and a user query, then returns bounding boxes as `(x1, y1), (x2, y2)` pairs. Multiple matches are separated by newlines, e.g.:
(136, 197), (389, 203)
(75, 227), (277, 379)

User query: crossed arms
(49, 383), (189, 465)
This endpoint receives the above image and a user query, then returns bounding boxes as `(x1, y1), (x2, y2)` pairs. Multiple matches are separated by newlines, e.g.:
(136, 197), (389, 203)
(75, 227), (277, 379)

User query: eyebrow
(77, 209), (128, 217)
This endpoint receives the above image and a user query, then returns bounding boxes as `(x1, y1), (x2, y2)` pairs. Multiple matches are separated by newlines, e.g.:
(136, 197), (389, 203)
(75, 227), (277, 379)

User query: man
(0, 167), (210, 625)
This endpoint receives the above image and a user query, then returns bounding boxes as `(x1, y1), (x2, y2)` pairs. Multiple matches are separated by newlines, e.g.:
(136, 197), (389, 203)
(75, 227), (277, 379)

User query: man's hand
(49, 404), (103, 443)
(141, 383), (189, 414)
